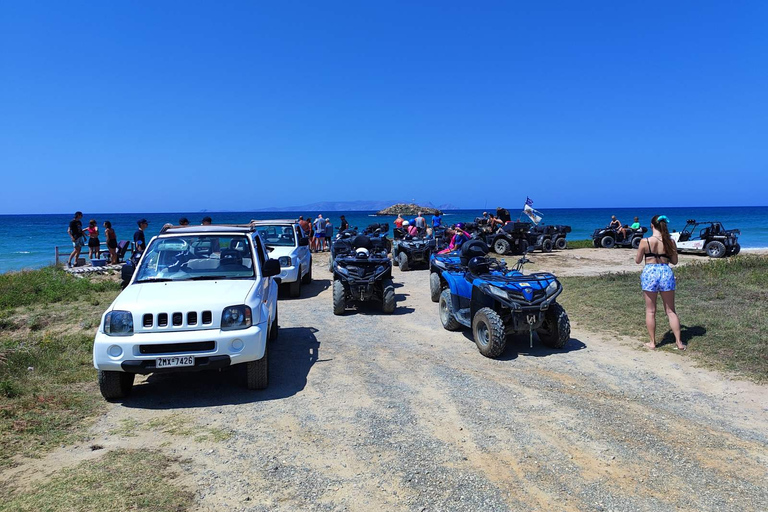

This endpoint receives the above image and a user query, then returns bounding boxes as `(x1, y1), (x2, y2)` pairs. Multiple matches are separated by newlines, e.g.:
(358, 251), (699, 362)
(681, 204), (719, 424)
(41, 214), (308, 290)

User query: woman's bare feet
(676, 342), (687, 351)
(644, 342), (656, 349)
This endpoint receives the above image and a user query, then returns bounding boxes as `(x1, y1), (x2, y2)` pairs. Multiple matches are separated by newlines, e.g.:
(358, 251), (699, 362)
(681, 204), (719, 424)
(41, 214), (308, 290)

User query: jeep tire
(429, 272), (441, 303)
(705, 241), (726, 258)
(537, 302), (571, 349)
(439, 289), (461, 331)
(381, 279), (396, 314)
(289, 276), (301, 297)
(301, 261), (312, 284)
(472, 308), (507, 358)
(269, 305), (279, 341)
(246, 346), (268, 390)
(98, 370), (134, 400)
(332, 279), (346, 315)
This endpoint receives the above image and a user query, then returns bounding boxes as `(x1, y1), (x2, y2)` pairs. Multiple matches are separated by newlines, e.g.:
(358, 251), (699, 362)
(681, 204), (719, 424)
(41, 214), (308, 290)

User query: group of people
(66, 211), (119, 266)
(297, 214), (341, 253)
(394, 210), (443, 237)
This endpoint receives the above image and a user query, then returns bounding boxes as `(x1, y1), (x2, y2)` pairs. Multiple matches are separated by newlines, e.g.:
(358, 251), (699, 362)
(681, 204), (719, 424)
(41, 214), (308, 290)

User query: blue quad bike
(430, 240), (571, 358)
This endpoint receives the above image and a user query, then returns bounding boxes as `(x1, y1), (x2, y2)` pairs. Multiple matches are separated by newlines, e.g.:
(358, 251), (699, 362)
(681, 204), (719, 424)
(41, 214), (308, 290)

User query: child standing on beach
(104, 221), (118, 264)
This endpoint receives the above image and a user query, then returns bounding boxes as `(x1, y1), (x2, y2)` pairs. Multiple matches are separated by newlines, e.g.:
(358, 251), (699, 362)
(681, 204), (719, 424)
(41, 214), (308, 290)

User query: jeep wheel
(289, 277), (301, 297)
(332, 280), (346, 315)
(542, 239), (553, 253)
(269, 305), (279, 341)
(537, 302), (571, 349)
(429, 272), (441, 303)
(301, 260), (312, 284)
(398, 252), (409, 271)
(98, 370), (134, 400)
(631, 237), (642, 249)
(246, 346), (268, 390)
(705, 241), (726, 258)
(555, 237), (567, 250)
(439, 289), (461, 331)
(381, 279), (396, 314)
(601, 236), (615, 249)
(493, 238), (511, 255)
(729, 243), (741, 256)
(472, 307), (507, 358)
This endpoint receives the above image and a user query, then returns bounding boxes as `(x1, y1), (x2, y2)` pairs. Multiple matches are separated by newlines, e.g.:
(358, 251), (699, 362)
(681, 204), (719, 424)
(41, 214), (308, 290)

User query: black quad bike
(392, 229), (436, 271)
(332, 234), (395, 315)
(592, 225), (648, 249)
(485, 222), (533, 255)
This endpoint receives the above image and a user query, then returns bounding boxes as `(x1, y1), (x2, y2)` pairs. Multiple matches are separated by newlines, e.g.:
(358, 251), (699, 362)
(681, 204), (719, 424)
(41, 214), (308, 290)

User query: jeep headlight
(278, 256), (292, 267)
(221, 305), (252, 331)
(545, 281), (558, 296)
(104, 310), (134, 336)
(488, 285), (509, 300)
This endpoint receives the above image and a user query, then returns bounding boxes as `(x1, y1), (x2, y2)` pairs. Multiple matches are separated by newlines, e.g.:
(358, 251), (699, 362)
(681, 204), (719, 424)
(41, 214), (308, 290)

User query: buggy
(592, 225), (648, 249)
(671, 220), (740, 258)
(332, 233), (395, 315)
(436, 241), (571, 358)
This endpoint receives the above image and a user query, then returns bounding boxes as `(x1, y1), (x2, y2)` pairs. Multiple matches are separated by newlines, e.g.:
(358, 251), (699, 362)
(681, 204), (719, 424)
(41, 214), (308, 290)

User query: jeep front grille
(140, 310), (213, 330)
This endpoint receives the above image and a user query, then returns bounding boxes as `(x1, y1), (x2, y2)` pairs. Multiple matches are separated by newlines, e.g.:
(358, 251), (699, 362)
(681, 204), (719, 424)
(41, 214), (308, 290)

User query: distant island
(254, 200), (456, 213)
(376, 203), (440, 216)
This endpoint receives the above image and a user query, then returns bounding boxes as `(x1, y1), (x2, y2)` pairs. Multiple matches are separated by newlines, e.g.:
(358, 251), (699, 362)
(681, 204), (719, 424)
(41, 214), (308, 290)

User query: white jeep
(93, 223), (280, 400)
(251, 220), (312, 297)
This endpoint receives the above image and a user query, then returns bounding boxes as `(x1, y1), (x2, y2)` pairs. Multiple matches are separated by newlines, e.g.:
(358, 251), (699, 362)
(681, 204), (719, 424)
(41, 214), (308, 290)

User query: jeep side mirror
(262, 258), (281, 277)
(299, 237), (309, 247)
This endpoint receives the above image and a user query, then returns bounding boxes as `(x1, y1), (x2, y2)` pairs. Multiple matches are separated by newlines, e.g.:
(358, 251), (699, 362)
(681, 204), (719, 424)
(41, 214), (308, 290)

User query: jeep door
(253, 234), (278, 323)
(294, 224), (311, 279)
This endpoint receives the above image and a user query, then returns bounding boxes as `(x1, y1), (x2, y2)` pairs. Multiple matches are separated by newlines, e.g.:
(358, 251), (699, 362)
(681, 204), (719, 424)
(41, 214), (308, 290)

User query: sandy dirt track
(5, 249), (768, 511)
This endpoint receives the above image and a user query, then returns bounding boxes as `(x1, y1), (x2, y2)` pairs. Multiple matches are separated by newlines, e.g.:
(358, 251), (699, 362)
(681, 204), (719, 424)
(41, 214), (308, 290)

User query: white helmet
(402, 220), (410, 226)
(355, 247), (370, 258)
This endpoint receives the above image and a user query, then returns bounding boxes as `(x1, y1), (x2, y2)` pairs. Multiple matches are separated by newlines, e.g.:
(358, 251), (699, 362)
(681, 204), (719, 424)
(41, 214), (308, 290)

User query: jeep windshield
(134, 235), (255, 282)
(255, 225), (297, 247)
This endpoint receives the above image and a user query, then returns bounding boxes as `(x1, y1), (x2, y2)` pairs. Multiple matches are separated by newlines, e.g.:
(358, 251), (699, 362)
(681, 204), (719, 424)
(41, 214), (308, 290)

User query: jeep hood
(266, 246), (297, 259)
(112, 280), (258, 312)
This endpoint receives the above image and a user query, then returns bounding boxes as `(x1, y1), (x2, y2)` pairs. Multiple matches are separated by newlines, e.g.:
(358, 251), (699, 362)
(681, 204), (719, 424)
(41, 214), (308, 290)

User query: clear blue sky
(1, 1), (766, 214)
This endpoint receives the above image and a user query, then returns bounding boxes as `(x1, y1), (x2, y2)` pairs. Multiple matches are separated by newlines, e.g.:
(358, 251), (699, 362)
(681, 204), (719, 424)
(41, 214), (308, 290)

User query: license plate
(156, 356), (195, 368)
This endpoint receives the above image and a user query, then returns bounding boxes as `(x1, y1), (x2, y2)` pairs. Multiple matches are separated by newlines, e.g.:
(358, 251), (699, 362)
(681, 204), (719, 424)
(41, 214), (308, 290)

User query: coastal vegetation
(559, 254), (768, 381)
(562, 238), (593, 249)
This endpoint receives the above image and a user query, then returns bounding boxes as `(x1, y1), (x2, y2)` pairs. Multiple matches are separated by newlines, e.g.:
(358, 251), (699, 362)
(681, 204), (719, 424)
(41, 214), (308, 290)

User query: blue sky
(1, 1), (766, 214)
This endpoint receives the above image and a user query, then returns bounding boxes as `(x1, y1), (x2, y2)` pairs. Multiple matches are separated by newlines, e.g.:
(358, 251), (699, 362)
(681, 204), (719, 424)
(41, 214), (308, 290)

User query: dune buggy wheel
(729, 243), (741, 256)
(429, 272), (441, 303)
(269, 305), (279, 341)
(381, 279), (396, 314)
(332, 279), (346, 315)
(555, 237), (567, 250)
(246, 345), (268, 390)
(601, 236), (615, 248)
(631, 237), (642, 249)
(301, 261), (312, 284)
(493, 238), (511, 255)
(537, 302), (571, 349)
(439, 289), (461, 331)
(472, 308), (507, 358)
(398, 252), (409, 271)
(289, 277), (301, 298)
(542, 239), (553, 253)
(705, 241), (726, 258)
(98, 370), (134, 400)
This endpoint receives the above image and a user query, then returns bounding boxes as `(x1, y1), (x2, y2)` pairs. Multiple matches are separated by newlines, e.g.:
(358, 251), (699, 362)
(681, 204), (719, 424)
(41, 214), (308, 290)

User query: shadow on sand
(460, 332), (587, 361)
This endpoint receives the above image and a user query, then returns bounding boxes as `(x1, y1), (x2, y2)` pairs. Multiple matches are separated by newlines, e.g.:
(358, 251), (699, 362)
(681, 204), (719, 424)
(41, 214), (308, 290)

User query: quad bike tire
(381, 278), (396, 314)
(729, 243), (741, 256)
(592, 239), (600, 248)
(631, 237), (642, 249)
(301, 260), (312, 284)
(429, 272), (441, 303)
(705, 241), (726, 258)
(246, 345), (268, 390)
(398, 251), (409, 271)
(494, 238), (511, 255)
(542, 239), (553, 253)
(332, 279), (346, 315)
(392, 250), (399, 266)
(601, 236), (615, 249)
(472, 307), (507, 358)
(98, 370), (134, 400)
(537, 302), (571, 349)
(269, 305), (279, 341)
(555, 237), (567, 250)
(439, 289), (461, 331)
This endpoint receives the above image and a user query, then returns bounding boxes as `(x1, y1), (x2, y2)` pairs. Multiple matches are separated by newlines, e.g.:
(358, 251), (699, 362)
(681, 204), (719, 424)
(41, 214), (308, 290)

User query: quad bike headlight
(545, 281), (559, 297)
(488, 285), (509, 300)
(221, 305), (252, 331)
(104, 310), (134, 336)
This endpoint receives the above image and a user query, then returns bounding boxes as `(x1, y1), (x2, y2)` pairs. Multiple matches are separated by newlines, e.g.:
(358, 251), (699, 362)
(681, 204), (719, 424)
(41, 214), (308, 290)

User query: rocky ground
(5, 249), (767, 511)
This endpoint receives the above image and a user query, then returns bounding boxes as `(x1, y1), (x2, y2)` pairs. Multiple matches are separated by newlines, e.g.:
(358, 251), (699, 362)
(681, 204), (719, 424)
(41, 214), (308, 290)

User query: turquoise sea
(1, 207), (766, 274)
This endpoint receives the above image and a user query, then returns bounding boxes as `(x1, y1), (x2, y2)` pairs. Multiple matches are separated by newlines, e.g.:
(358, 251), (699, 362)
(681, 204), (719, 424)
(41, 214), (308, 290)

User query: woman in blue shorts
(634, 215), (685, 350)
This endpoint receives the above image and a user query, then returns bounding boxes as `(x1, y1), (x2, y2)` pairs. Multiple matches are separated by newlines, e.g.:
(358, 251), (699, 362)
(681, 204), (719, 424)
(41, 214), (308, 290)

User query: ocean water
(1, 207), (766, 274)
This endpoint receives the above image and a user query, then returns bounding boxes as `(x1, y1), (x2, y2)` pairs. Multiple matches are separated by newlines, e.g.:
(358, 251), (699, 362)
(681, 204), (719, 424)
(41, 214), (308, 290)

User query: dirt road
(9, 250), (768, 511)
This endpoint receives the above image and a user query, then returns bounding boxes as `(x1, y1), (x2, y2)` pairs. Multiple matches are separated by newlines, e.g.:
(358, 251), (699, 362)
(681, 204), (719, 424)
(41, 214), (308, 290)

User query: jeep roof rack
(249, 219), (298, 225)
(159, 223), (259, 234)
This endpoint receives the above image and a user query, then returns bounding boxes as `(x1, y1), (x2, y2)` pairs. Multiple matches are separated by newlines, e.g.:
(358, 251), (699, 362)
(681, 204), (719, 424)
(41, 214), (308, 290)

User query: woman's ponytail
(651, 215), (676, 257)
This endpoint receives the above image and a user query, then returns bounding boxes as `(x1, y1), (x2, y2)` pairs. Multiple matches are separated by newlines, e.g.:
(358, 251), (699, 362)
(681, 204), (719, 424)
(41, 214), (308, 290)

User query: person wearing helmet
(403, 220), (418, 237)
(355, 247), (370, 259)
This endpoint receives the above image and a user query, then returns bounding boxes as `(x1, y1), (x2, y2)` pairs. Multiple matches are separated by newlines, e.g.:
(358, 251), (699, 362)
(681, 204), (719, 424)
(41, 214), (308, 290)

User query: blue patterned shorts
(641, 264), (676, 292)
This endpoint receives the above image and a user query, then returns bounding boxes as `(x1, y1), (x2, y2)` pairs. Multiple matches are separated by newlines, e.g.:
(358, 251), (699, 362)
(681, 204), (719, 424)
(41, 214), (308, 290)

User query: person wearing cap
(179, 217), (189, 226)
(133, 219), (148, 254)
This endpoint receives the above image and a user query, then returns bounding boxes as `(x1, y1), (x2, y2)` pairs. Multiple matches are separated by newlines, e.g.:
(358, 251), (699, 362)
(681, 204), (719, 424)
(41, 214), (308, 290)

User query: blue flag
(525, 197), (534, 206)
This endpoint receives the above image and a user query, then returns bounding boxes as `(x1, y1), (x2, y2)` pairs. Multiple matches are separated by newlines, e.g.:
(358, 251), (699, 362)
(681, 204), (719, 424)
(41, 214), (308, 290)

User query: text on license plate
(156, 356), (195, 368)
